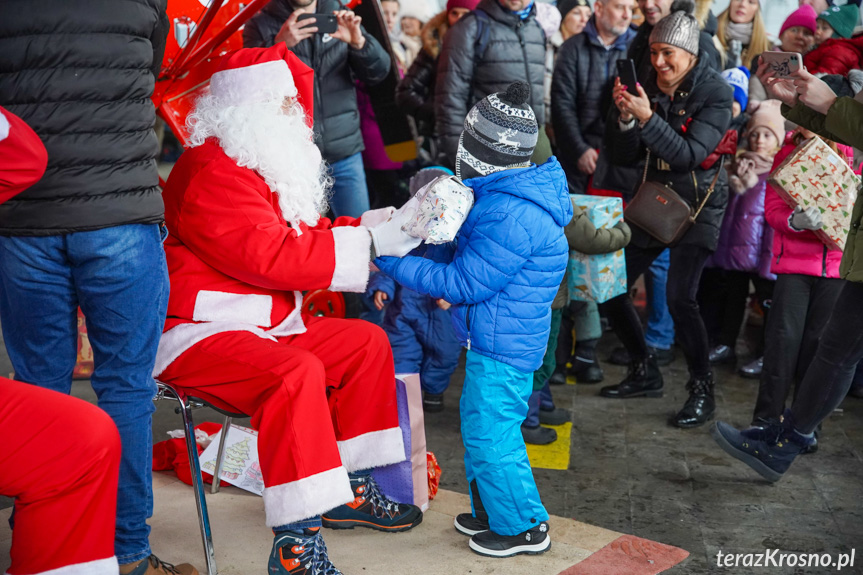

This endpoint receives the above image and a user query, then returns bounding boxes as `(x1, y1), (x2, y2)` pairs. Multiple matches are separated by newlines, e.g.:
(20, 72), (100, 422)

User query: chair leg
(211, 416), (232, 494)
(178, 395), (219, 575)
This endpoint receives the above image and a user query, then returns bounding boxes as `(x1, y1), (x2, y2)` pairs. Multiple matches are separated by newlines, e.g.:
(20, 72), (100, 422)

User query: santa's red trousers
(0, 378), (120, 575)
(158, 317), (405, 527)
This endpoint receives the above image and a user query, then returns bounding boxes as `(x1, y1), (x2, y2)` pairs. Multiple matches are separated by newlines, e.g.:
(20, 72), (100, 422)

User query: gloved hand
(790, 206), (823, 231)
(369, 196), (422, 257)
(360, 206), (396, 228)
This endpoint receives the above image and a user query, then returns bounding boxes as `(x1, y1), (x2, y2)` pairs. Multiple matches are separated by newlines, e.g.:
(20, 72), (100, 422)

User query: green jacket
(553, 198), (632, 309)
(783, 97), (863, 283)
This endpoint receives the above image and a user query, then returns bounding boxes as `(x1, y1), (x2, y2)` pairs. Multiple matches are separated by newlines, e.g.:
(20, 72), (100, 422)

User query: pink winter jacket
(765, 138), (853, 278)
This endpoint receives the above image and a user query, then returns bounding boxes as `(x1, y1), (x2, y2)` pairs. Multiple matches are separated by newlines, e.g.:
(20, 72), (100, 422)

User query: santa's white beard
(187, 95), (332, 227)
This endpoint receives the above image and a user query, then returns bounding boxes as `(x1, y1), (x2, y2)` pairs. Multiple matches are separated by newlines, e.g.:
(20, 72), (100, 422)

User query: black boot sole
(709, 423), (783, 483)
(468, 537), (551, 558)
(670, 411), (715, 428)
(321, 514), (423, 532)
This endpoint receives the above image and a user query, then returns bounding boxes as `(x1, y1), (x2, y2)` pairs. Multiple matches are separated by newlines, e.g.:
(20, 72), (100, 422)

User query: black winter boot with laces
(599, 356), (663, 398)
(321, 473), (422, 532)
(268, 527), (342, 575)
(670, 372), (715, 428)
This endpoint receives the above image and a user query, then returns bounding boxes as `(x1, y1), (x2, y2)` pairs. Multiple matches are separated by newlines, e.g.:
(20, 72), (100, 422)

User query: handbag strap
(690, 155), (725, 221)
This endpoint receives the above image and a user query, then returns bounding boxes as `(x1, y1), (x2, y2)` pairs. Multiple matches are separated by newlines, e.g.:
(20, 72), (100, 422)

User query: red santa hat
(209, 44), (314, 113)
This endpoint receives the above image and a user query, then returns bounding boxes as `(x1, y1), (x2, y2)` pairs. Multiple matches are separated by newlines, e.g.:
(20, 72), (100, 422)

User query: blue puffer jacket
(375, 157), (573, 372)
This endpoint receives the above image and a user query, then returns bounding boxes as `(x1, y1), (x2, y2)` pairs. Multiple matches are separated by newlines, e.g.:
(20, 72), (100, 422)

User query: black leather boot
(671, 373), (715, 428)
(599, 356), (663, 398)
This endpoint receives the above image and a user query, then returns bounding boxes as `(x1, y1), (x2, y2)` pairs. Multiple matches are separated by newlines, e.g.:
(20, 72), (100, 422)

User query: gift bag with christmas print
(567, 195), (627, 303)
(769, 136), (860, 251)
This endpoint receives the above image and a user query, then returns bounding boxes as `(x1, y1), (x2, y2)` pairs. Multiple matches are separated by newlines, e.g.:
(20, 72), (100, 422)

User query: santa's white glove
(369, 196), (422, 257)
(360, 206), (396, 228)
(789, 206), (823, 231)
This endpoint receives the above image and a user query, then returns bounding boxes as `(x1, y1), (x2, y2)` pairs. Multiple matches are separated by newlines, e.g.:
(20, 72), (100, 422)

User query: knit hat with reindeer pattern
(456, 82), (538, 180)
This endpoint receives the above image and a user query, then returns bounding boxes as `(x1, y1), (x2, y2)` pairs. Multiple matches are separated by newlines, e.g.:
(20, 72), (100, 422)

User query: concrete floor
(2, 325), (862, 574)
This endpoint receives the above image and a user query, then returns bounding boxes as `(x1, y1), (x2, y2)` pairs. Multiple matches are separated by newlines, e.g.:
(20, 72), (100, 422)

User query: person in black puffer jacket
(600, 3), (732, 430)
(244, 0), (391, 217)
(0, 2), (198, 574)
(435, 0), (547, 165)
(396, 0), (479, 145)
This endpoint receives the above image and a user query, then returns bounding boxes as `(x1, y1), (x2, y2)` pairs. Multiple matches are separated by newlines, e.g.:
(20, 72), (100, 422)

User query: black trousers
(601, 243), (712, 377)
(753, 273), (844, 423)
(791, 280), (863, 433)
(699, 268), (775, 353)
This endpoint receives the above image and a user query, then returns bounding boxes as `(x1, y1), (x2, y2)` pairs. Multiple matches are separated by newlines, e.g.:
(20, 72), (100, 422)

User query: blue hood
(464, 156), (573, 228)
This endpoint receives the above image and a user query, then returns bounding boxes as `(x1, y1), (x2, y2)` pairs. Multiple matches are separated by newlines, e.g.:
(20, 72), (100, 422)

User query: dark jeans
(699, 268), (775, 352)
(753, 273), (844, 423)
(791, 280), (863, 434)
(601, 243), (712, 377)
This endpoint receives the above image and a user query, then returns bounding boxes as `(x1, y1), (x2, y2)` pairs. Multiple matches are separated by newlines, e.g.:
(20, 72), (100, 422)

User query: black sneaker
(454, 513), (489, 536)
(468, 522), (551, 558)
(268, 528), (342, 575)
(568, 356), (604, 384)
(422, 392), (444, 412)
(600, 357), (663, 399)
(521, 424), (557, 445)
(321, 474), (422, 532)
(710, 413), (814, 483)
(539, 406), (570, 426)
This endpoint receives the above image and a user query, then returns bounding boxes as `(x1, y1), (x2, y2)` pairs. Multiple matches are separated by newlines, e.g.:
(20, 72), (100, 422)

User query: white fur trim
(210, 60), (297, 107)
(193, 290), (273, 326)
(0, 110), (9, 142)
(262, 465), (353, 527)
(328, 226), (371, 293)
(5, 556), (119, 575)
(153, 322), (276, 377)
(337, 427), (406, 472)
(267, 291), (307, 337)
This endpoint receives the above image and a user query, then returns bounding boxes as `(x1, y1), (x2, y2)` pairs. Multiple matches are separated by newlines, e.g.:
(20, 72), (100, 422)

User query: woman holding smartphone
(600, 0), (732, 429)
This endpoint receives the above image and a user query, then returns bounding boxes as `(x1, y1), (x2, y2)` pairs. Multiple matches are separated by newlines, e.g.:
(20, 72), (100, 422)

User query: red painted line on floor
(558, 534), (690, 575)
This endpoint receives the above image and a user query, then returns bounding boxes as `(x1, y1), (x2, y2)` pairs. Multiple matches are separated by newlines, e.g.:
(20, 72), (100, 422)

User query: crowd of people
(2, 0), (863, 574)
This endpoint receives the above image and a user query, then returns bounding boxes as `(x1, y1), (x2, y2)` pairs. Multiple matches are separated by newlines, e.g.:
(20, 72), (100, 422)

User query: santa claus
(155, 44), (422, 574)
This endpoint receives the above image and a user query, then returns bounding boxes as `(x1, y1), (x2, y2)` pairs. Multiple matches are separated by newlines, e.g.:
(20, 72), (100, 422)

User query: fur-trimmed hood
(421, 10), (450, 58)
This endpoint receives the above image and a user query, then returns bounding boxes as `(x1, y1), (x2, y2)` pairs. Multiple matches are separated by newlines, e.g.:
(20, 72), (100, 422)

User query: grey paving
(3, 325), (862, 574)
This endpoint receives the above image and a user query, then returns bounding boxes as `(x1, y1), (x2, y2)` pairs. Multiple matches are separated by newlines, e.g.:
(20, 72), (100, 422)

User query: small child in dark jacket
(375, 82), (573, 558)
(367, 167), (462, 412)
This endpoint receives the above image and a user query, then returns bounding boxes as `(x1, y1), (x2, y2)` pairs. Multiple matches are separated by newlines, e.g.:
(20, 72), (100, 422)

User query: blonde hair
(716, 6), (771, 68)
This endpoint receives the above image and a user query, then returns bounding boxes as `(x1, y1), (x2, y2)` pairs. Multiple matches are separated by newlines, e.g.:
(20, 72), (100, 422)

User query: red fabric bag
(153, 421), (222, 486)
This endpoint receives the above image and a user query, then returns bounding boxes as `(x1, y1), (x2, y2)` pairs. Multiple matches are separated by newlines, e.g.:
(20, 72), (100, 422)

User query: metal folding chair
(153, 380), (249, 575)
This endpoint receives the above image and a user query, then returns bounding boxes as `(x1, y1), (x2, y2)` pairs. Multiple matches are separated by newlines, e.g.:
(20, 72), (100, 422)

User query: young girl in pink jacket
(752, 128), (854, 438)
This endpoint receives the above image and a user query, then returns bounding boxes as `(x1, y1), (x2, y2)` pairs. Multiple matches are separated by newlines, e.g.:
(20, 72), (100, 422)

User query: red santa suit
(0, 108), (120, 575)
(154, 46), (406, 528)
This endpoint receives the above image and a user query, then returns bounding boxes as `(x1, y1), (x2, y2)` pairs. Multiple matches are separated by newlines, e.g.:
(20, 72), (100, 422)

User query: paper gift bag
(769, 136), (860, 251)
(567, 195), (627, 303)
(372, 373), (429, 511)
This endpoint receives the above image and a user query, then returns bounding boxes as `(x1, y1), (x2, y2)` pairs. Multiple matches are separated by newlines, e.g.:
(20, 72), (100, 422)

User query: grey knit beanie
(649, 0), (699, 56)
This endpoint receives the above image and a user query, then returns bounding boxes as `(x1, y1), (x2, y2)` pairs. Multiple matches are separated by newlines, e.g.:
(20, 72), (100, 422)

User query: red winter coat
(765, 138), (852, 278)
(0, 107), (47, 205)
(153, 139), (373, 377)
(804, 36), (863, 76)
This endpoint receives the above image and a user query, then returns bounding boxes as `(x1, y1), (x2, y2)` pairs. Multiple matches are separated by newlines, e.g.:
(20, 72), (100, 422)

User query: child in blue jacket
(367, 168), (463, 412)
(375, 82), (572, 558)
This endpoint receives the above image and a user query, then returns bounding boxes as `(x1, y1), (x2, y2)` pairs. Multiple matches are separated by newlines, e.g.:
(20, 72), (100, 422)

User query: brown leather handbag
(624, 150), (724, 246)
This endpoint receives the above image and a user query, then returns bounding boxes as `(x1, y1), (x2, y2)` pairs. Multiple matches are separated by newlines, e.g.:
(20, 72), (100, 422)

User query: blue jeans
(328, 152), (371, 218)
(0, 223), (169, 564)
(461, 351), (548, 535)
(644, 248), (675, 350)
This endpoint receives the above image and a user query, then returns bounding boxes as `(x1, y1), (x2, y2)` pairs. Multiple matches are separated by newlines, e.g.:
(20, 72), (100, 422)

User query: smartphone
(760, 51), (804, 78)
(616, 59), (639, 96)
(297, 13), (339, 35)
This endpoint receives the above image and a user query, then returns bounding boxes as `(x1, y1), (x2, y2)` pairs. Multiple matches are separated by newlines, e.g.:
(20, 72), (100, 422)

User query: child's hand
(436, 299), (451, 310)
(374, 290), (389, 310)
